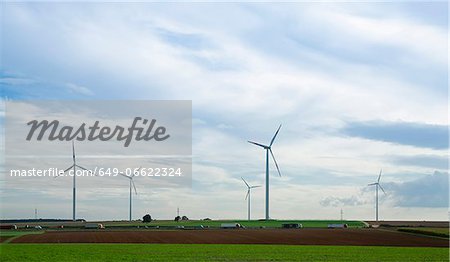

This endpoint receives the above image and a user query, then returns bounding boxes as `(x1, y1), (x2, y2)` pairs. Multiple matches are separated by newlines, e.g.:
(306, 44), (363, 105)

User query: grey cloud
(320, 195), (366, 207)
(342, 121), (448, 150)
(386, 171), (448, 208)
(388, 155), (448, 170)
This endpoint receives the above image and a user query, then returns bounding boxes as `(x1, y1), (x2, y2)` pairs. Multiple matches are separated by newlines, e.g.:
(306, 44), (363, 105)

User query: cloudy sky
(1, 2), (448, 221)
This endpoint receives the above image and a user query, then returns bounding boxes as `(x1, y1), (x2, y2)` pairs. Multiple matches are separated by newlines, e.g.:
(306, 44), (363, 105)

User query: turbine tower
(241, 177), (261, 221)
(119, 168), (140, 221)
(60, 141), (89, 221)
(248, 124), (282, 220)
(368, 169), (386, 222)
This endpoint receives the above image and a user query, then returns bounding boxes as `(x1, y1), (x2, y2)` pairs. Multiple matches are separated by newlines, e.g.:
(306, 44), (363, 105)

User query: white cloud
(65, 83), (94, 96)
(1, 3), (447, 220)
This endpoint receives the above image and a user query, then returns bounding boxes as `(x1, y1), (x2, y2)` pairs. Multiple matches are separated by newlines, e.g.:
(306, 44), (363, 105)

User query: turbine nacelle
(248, 124), (283, 220)
(242, 177), (261, 199)
(247, 141), (270, 149)
(368, 169), (386, 195)
(247, 125), (282, 177)
(119, 167), (141, 221)
(369, 169), (387, 222)
(119, 167), (141, 195)
(241, 177), (261, 220)
(56, 141), (91, 221)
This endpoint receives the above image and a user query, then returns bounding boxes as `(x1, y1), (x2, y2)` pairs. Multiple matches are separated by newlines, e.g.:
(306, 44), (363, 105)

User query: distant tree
(181, 215), (189, 221)
(174, 216), (181, 222)
(203, 218), (211, 221)
(142, 214), (152, 223)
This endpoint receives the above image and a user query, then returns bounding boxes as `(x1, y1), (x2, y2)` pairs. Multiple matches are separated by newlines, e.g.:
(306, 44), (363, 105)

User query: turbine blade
(379, 184), (386, 195)
(241, 177), (250, 188)
(248, 140), (267, 148)
(56, 165), (73, 178)
(251, 185), (262, 188)
(63, 164), (75, 173)
(75, 165), (88, 171)
(367, 183), (377, 186)
(132, 167), (142, 178)
(269, 124), (282, 147)
(269, 149), (282, 177)
(131, 179), (137, 195)
(377, 169), (382, 183)
(118, 172), (131, 179)
(72, 140), (75, 160)
(245, 189), (249, 200)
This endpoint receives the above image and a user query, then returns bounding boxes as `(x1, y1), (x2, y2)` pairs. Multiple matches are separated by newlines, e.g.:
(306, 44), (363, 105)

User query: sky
(0, 2), (448, 221)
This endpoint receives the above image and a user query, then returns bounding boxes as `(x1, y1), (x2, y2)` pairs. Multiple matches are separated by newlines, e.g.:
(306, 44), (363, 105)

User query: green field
(398, 227), (449, 238)
(1, 244), (447, 262)
(104, 219), (366, 228)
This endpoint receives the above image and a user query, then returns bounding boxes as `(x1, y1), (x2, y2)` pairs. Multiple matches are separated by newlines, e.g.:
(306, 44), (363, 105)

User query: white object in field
(221, 223), (242, 228)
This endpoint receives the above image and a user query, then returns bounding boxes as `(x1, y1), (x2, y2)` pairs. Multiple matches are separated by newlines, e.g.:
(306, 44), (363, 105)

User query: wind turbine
(368, 169), (386, 222)
(248, 124), (282, 220)
(241, 177), (261, 221)
(59, 141), (90, 221)
(118, 168), (140, 221)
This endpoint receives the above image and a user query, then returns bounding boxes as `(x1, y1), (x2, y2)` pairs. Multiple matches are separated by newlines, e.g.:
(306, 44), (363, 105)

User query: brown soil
(0, 236), (14, 242)
(11, 229), (449, 247)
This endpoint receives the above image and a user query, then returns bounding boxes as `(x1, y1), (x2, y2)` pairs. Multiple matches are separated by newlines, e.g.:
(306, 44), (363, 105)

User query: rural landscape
(2, 120), (447, 261)
(1, 218), (449, 261)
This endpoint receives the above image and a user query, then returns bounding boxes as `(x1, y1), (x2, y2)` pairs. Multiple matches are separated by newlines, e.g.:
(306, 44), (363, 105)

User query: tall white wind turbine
(119, 168), (140, 221)
(59, 141), (90, 221)
(248, 124), (282, 220)
(368, 169), (386, 222)
(241, 177), (261, 221)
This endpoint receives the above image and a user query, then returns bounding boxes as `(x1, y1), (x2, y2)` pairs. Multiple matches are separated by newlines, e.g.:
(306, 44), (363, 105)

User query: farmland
(0, 230), (43, 243)
(398, 227), (449, 238)
(1, 220), (448, 261)
(1, 244), (448, 262)
(10, 228), (449, 247)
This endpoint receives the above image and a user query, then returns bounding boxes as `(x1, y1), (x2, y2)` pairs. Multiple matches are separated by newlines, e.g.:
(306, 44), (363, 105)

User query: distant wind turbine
(58, 141), (90, 221)
(241, 177), (261, 221)
(368, 169), (386, 222)
(119, 168), (140, 221)
(248, 124), (282, 220)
